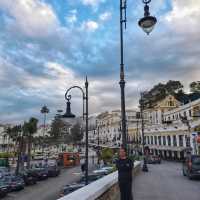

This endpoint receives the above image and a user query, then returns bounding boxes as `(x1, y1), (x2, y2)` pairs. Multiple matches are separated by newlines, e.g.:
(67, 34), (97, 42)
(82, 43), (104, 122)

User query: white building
(34, 124), (51, 138)
(142, 95), (200, 159)
(0, 125), (13, 152)
(88, 109), (140, 148)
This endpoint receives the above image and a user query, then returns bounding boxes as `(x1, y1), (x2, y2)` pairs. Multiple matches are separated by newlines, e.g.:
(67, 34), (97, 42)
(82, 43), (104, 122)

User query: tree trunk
(16, 137), (23, 175)
(27, 134), (33, 169)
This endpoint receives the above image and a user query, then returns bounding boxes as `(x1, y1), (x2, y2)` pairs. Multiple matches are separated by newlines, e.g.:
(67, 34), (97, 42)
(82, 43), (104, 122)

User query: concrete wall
(96, 161), (141, 200)
(58, 161), (141, 200)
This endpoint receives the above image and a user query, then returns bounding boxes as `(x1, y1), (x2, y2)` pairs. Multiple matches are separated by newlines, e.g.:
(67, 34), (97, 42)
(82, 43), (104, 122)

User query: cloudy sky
(0, 0), (200, 124)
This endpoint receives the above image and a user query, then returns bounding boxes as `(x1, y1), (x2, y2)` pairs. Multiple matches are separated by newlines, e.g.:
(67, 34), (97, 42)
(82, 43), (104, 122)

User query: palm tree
(26, 118), (38, 169)
(40, 105), (50, 154)
(5, 126), (20, 164)
(14, 125), (23, 175)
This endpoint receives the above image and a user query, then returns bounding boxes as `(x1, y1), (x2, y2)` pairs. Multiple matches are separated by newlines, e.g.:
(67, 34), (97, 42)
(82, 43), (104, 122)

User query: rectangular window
(167, 136), (171, 146)
(179, 135), (183, 147)
(158, 136), (161, 145)
(185, 135), (190, 147)
(189, 110), (192, 117)
(163, 136), (166, 146)
(154, 136), (157, 145)
(173, 135), (177, 146)
(144, 136), (146, 144)
(147, 136), (150, 144)
(151, 136), (153, 145)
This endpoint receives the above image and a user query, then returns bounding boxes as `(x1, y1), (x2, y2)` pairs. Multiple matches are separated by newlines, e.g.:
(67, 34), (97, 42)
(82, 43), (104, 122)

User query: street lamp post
(62, 77), (89, 185)
(97, 126), (100, 165)
(140, 92), (148, 172)
(180, 115), (193, 155)
(119, 0), (127, 149)
(119, 0), (156, 149)
(40, 105), (49, 156)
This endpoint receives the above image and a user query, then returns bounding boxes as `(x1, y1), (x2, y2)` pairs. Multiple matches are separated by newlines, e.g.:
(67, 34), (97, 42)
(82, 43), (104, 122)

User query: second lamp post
(62, 77), (89, 185)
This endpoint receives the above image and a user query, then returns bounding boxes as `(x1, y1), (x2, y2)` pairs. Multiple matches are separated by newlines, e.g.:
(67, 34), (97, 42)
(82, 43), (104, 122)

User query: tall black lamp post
(97, 125), (100, 165)
(61, 77), (89, 185)
(180, 115), (193, 154)
(140, 92), (148, 172)
(119, 0), (157, 149)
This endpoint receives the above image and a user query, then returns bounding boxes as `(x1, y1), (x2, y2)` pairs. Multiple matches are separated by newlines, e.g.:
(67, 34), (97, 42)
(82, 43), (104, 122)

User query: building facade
(88, 109), (140, 149)
(142, 95), (200, 159)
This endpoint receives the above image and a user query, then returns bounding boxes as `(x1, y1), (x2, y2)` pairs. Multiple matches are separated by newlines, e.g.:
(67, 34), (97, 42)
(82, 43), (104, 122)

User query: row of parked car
(0, 161), (61, 198)
(59, 166), (114, 198)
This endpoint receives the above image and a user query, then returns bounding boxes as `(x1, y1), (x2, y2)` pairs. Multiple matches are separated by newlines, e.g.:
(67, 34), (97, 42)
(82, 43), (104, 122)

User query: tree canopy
(141, 80), (200, 109)
(141, 80), (184, 108)
(70, 123), (83, 144)
(190, 81), (200, 93)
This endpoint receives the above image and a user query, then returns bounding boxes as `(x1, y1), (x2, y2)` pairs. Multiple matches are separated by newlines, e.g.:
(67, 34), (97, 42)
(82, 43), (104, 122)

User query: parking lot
(4, 166), (82, 200)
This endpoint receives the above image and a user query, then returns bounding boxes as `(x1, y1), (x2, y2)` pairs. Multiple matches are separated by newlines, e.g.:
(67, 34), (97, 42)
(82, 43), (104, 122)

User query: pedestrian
(81, 163), (85, 173)
(116, 147), (133, 200)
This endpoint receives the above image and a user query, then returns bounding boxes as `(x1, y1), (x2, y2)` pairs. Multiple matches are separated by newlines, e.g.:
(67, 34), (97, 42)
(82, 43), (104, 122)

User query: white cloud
(66, 9), (77, 24)
(81, 20), (99, 32)
(0, 0), (59, 38)
(164, 0), (200, 33)
(99, 11), (112, 21)
(81, 0), (106, 9)
(44, 62), (75, 80)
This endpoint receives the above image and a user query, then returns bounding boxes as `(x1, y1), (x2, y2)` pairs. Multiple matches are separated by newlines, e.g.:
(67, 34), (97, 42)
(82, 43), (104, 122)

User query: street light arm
(65, 86), (86, 100)
(65, 85), (86, 119)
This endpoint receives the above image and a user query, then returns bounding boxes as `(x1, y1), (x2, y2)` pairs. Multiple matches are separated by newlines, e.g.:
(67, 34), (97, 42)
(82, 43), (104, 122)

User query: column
(176, 135), (179, 147)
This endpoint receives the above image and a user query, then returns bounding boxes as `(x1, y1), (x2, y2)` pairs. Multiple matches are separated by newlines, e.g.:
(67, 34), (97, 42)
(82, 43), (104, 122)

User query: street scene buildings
(1, 95), (200, 161)
(86, 94), (200, 160)
(0, 0), (200, 200)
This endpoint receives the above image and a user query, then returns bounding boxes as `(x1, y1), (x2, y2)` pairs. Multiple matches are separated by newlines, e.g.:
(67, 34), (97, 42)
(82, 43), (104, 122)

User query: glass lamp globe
(138, 16), (157, 35)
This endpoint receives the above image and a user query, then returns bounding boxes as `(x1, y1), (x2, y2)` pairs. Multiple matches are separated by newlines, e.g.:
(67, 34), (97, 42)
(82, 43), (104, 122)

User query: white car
(93, 169), (109, 175)
(101, 166), (114, 171)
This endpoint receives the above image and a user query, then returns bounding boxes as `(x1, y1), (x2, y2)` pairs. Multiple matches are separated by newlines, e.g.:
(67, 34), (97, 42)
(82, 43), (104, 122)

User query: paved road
(133, 161), (200, 200)
(4, 166), (82, 200)
(4, 157), (97, 200)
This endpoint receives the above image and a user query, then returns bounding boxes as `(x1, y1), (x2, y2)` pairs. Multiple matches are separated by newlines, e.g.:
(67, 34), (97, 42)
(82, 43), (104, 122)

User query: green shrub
(0, 152), (14, 158)
(100, 148), (114, 164)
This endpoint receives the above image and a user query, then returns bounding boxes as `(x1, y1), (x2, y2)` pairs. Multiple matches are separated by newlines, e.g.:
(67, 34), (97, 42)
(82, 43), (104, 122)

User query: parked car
(92, 169), (109, 176)
(59, 183), (84, 197)
(18, 170), (37, 185)
(147, 155), (161, 164)
(41, 160), (60, 177)
(101, 166), (115, 173)
(46, 165), (60, 177)
(78, 174), (104, 184)
(2, 175), (25, 191)
(92, 166), (114, 176)
(0, 167), (10, 178)
(0, 181), (8, 198)
(28, 168), (48, 181)
(182, 154), (200, 179)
